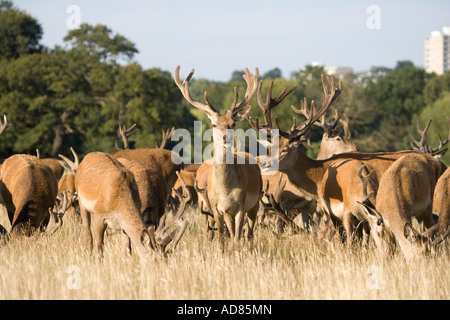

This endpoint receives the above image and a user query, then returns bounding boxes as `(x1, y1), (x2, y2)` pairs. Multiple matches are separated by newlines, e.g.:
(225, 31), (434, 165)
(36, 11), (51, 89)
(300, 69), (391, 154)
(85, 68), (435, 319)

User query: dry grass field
(0, 204), (448, 300)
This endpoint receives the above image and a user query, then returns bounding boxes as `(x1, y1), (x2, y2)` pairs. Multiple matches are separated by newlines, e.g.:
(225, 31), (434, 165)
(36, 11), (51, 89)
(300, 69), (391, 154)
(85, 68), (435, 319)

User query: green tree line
(0, 1), (449, 165)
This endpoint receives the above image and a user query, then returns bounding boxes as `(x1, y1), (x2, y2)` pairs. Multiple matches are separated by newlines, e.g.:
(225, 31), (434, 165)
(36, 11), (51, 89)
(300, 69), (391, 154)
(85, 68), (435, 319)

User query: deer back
(0, 154), (58, 237)
(117, 158), (167, 228)
(111, 148), (182, 199)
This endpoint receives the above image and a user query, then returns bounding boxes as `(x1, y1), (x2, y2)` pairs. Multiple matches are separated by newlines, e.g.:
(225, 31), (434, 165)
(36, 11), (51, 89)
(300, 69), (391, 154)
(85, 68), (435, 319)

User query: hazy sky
(13, 0), (450, 81)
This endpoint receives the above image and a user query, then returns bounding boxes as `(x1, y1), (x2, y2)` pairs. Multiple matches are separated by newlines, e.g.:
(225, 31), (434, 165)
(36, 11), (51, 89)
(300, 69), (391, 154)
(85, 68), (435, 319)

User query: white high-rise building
(425, 27), (450, 75)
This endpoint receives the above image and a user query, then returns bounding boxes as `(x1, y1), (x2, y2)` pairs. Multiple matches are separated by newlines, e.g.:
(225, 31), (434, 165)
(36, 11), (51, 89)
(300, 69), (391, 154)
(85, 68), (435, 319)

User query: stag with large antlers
(248, 79), (359, 234)
(175, 66), (262, 249)
(0, 154), (70, 238)
(256, 75), (445, 246)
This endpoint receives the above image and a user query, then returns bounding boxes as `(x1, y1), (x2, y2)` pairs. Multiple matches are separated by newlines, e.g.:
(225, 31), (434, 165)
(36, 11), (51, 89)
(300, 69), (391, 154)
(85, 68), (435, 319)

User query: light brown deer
(357, 153), (442, 259)
(116, 157), (167, 231)
(75, 152), (189, 259)
(111, 148), (183, 205)
(175, 66), (262, 248)
(0, 154), (70, 238)
(75, 152), (152, 259)
(432, 167), (450, 238)
(257, 75), (444, 246)
(116, 157), (190, 254)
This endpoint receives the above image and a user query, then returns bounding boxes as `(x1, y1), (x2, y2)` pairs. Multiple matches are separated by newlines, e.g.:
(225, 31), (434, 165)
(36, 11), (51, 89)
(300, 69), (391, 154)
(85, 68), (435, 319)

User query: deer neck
(209, 133), (242, 191)
(279, 151), (325, 201)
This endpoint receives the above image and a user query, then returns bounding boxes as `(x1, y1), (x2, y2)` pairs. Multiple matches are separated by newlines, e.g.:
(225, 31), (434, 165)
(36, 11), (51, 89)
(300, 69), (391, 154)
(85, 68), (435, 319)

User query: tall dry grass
(0, 205), (448, 300)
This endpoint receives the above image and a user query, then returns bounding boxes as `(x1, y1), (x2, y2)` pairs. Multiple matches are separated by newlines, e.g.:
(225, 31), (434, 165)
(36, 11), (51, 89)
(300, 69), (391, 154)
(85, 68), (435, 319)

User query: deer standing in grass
(247, 79), (359, 233)
(357, 153), (443, 259)
(175, 66), (262, 248)
(75, 152), (189, 259)
(257, 75), (444, 246)
(0, 154), (70, 238)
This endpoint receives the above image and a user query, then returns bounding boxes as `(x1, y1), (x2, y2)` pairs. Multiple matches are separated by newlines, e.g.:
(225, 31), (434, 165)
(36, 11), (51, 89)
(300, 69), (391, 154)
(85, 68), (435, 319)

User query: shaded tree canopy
(0, 0), (43, 60)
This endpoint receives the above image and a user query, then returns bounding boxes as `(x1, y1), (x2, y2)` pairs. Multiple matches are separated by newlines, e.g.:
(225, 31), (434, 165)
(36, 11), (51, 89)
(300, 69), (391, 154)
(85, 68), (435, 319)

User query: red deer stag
(257, 75), (444, 246)
(175, 66), (262, 249)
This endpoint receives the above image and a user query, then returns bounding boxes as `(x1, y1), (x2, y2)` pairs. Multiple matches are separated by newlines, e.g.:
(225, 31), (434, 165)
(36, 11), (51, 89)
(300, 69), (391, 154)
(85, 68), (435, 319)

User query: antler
(428, 117), (450, 158)
(175, 66), (259, 118)
(174, 66), (220, 115)
(283, 75), (342, 141)
(356, 164), (384, 226)
(261, 174), (304, 234)
(115, 123), (138, 151)
(247, 80), (296, 132)
(155, 171), (191, 254)
(0, 115), (7, 135)
(46, 191), (72, 236)
(411, 118), (449, 158)
(58, 147), (79, 173)
(357, 164), (377, 204)
(155, 127), (175, 149)
(340, 113), (352, 140)
(411, 119), (432, 152)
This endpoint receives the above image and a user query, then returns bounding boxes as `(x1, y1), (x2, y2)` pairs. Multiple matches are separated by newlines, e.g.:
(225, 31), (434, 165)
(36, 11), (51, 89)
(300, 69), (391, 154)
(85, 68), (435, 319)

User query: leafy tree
(261, 67), (282, 80)
(361, 62), (428, 151)
(0, 0), (43, 60)
(63, 23), (138, 64)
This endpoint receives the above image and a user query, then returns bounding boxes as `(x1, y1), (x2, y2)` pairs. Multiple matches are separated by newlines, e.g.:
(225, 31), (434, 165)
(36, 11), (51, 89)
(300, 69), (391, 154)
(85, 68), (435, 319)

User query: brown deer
(0, 154), (70, 238)
(111, 148), (183, 205)
(256, 75), (444, 246)
(175, 66), (262, 248)
(75, 152), (189, 259)
(432, 167), (450, 239)
(116, 158), (190, 254)
(75, 152), (152, 259)
(357, 153), (442, 259)
(248, 80), (359, 234)
(116, 157), (167, 232)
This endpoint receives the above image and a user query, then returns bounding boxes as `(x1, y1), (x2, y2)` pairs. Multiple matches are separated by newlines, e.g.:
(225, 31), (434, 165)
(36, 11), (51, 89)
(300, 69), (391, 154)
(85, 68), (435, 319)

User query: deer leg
(246, 205), (258, 240)
(79, 204), (93, 254)
(93, 216), (106, 258)
(343, 211), (354, 247)
(234, 210), (245, 245)
(215, 212), (225, 252)
(224, 212), (236, 243)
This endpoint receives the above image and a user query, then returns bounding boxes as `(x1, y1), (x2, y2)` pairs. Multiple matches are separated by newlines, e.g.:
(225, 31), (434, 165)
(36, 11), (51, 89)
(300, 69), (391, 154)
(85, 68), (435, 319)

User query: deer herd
(0, 67), (448, 263)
